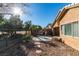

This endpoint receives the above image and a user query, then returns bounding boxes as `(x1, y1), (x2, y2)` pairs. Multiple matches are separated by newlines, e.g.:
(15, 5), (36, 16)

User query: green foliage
(0, 14), (4, 24)
(31, 25), (42, 30)
(22, 35), (32, 42)
(9, 15), (23, 29)
(0, 14), (42, 32)
(0, 15), (23, 31)
(24, 20), (32, 30)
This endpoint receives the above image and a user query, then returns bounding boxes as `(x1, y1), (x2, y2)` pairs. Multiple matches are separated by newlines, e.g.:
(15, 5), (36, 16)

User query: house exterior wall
(52, 21), (60, 36)
(60, 7), (79, 25)
(59, 7), (79, 51)
(53, 21), (59, 28)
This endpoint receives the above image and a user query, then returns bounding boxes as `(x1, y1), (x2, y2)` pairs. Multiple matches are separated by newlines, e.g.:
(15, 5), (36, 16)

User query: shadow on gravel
(40, 41), (59, 47)
(22, 41), (43, 50)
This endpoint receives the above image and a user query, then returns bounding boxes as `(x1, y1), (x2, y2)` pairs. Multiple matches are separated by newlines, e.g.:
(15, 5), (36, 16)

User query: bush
(22, 35), (32, 42)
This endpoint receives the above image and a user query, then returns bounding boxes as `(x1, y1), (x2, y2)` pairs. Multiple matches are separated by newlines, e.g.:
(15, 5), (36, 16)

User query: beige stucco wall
(60, 7), (79, 25)
(53, 22), (58, 28)
(61, 35), (79, 51)
(60, 7), (79, 51)
(16, 31), (26, 35)
(0, 31), (26, 35)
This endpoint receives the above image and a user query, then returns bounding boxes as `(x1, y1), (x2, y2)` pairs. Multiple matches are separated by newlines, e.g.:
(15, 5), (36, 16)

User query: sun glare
(12, 7), (23, 16)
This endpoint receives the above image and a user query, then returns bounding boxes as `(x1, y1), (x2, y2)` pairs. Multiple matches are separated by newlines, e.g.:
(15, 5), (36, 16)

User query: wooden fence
(0, 35), (20, 51)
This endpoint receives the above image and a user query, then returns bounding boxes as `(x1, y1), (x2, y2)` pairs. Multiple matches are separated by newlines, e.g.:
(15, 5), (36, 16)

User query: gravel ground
(0, 38), (79, 56)
(21, 38), (79, 56)
(38, 39), (79, 56)
(0, 44), (25, 56)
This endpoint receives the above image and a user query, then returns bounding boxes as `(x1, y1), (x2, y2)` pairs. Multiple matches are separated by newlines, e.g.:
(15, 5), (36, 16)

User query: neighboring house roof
(46, 23), (52, 29)
(52, 3), (79, 28)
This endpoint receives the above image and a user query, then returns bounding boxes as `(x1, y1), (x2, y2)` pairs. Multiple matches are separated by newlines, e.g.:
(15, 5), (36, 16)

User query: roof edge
(52, 3), (79, 28)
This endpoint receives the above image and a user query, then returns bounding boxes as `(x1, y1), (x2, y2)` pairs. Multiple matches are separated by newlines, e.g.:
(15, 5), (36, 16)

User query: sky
(20, 3), (70, 27)
(3, 3), (70, 27)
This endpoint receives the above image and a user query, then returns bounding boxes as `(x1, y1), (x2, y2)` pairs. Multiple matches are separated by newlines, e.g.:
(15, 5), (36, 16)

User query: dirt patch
(20, 38), (79, 56)
(0, 38), (79, 56)
(39, 39), (79, 56)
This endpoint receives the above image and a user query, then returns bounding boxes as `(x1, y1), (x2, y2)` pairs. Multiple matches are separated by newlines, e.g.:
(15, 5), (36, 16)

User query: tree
(0, 14), (6, 30)
(1, 20), (11, 30)
(0, 14), (4, 24)
(31, 25), (42, 30)
(0, 15), (23, 31)
(9, 15), (23, 30)
(37, 25), (42, 30)
(24, 20), (32, 30)
(0, 15), (23, 35)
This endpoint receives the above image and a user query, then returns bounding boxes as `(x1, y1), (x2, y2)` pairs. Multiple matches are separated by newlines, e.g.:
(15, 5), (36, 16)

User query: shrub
(22, 35), (32, 42)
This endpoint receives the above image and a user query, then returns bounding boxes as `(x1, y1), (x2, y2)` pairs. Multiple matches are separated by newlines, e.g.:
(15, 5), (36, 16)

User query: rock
(37, 45), (41, 47)
(36, 50), (42, 53)
(34, 42), (40, 45)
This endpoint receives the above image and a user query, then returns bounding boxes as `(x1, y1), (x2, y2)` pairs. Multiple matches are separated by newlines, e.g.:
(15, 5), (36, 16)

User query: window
(61, 21), (79, 37)
(77, 22), (79, 36)
(73, 22), (78, 37)
(64, 23), (71, 35)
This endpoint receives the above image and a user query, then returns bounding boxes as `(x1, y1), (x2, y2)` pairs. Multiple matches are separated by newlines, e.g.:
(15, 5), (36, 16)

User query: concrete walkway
(32, 36), (52, 54)
(33, 36), (52, 41)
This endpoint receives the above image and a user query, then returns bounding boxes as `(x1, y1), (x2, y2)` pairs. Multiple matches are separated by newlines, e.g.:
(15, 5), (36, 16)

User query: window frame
(61, 21), (79, 37)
